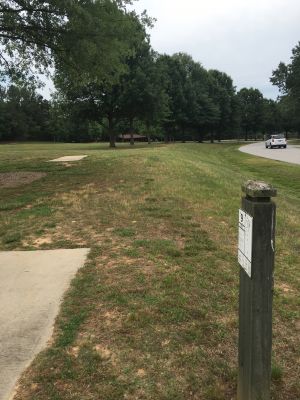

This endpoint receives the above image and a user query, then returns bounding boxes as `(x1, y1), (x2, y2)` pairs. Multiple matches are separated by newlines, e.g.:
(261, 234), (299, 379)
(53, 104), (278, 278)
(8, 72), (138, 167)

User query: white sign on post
(238, 209), (253, 278)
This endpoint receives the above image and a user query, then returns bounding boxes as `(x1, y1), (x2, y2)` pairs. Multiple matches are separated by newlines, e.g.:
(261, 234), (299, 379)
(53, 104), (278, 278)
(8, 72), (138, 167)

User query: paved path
(0, 248), (90, 400)
(239, 142), (300, 165)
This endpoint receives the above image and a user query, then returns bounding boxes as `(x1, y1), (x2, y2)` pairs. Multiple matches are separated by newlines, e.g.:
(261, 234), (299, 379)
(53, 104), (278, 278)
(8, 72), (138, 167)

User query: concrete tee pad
(0, 248), (90, 400)
(49, 155), (88, 162)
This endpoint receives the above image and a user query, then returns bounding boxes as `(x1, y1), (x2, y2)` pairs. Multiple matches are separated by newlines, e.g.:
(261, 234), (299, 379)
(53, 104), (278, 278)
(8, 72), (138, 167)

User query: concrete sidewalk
(0, 248), (90, 400)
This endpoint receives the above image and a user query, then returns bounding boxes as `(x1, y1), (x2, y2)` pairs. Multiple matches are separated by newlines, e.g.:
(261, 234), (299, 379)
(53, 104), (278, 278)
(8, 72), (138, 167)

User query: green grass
(1, 141), (299, 400)
(114, 227), (136, 237)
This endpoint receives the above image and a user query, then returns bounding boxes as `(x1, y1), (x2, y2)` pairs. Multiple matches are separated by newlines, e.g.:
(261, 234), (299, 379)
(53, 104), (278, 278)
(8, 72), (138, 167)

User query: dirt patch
(93, 344), (112, 360)
(0, 172), (46, 188)
(33, 237), (53, 246)
(276, 282), (294, 293)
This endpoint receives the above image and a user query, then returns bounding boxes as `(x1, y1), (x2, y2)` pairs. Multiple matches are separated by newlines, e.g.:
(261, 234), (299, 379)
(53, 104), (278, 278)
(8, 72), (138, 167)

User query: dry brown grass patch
(275, 282), (295, 293)
(0, 172), (47, 188)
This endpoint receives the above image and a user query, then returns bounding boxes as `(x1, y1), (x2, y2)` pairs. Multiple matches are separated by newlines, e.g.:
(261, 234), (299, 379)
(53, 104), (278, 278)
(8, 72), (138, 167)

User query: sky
(129, 0), (300, 99)
(42, 0), (300, 100)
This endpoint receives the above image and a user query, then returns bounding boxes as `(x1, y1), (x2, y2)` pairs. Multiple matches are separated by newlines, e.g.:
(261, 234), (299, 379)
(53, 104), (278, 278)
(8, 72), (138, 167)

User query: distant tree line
(0, 1), (299, 145)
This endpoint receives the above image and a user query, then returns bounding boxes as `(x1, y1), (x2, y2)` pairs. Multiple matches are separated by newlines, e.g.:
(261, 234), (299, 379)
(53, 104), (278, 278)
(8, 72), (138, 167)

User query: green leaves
(0, 0), (144, 87)
(55, 0), (139, 86)
(271, 42), (300, 133)
(237, 87), (264, 139)
(0, 0), (68, 77)
(0, 83), (51, 141)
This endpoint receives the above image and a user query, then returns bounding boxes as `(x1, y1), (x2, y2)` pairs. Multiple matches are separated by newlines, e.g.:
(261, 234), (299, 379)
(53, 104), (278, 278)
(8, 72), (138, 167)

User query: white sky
(41, 0), (300, 99)
(130, 0), (300, 99)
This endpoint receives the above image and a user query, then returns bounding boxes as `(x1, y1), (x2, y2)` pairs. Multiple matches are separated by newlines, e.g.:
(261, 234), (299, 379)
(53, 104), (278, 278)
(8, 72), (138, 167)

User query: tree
(54, 44), (169, 147)
(271, 42), (300, 98)
(54, 6), (154, 147)
(208, 70), (236, 142)
(0, 83), (51, 140)
(237, 88), (264, 140)
(156, 54), (240, 143)
(271, 42), (300, 134)
(277, 96), (300, 136)
(141, 53), (170, 143)
(54, 1), (148, 87)
(157, 53), (209, 142)
(119, 44), (169, 145)
(0, 0), (138, 85)
(187, 60), (213, 142)
(1, 0), (68, 79)
(262, 99), (281, 135)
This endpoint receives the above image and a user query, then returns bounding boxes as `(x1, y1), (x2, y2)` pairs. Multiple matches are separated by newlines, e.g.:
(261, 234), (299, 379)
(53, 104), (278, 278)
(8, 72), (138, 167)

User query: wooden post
(238, 180), (277, 400)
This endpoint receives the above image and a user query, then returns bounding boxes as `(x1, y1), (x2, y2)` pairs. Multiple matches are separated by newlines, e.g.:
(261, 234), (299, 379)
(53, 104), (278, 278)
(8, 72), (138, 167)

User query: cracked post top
(242, 180), (277, 198)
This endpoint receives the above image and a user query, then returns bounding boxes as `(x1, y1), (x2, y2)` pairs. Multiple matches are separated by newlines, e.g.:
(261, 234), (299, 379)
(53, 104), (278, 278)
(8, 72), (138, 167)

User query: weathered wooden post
(238, 180), (277, 400)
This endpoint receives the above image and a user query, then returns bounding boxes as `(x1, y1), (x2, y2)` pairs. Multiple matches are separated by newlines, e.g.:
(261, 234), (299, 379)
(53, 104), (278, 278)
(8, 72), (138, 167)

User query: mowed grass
(0, 142), (299, 400)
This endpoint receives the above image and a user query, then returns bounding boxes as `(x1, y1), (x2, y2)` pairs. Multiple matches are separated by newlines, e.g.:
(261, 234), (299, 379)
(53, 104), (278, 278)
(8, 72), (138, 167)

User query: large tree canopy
(0, 0), (140, 84)
(0, 0), (68, 77)
(53, 35), (166, 147)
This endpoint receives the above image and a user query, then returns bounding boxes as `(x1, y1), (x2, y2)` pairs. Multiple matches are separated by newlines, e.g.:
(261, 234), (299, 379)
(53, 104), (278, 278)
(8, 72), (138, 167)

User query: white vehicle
(265, 134), (287, 149)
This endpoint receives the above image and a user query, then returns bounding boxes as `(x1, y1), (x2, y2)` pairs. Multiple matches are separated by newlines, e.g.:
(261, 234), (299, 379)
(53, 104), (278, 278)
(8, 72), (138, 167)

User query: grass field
(0, 142), (299, 400)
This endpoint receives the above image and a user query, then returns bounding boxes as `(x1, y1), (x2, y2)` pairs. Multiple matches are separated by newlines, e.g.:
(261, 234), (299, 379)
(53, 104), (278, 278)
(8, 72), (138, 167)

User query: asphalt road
(0, 248), (89, 400)
(239, 142), (300, 165)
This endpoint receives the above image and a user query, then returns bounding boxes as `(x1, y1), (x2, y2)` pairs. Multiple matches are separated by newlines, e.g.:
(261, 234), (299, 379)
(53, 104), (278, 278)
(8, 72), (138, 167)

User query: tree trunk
(146, 122), (151, 144)
(108, 116), (116, 148)
(181, 125), (186, 142)
(129, 117), (134, 145)
(198, 130), (203, 143)
(210, 131), (214, 143)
